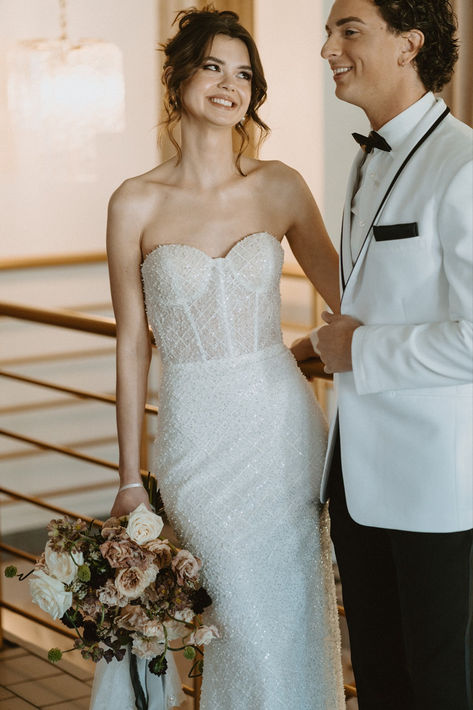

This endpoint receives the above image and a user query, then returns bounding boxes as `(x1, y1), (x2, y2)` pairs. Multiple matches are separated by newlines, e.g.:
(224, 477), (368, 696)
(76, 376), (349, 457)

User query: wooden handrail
(0, 252), (107, 271)
(345, 684), (357, 699)
(0, 480), (118, 507)
(0, 301), (121, 339)
(0, 542), (38, 563)
(0, 345), (115, 368)
(0, 428), (120, 472)
(0, 301), (331, 381)
(182, 685), (196, 698)
(0, 251), (307, 279)
(282, 261), (306, 278)
(0, 600), (77, 640)
(0, 485), (103, 524)
(0, 369), (158, 415)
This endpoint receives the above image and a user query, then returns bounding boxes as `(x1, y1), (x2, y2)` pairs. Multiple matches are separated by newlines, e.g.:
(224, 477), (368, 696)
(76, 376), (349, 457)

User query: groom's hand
(318, 312), (362, 373)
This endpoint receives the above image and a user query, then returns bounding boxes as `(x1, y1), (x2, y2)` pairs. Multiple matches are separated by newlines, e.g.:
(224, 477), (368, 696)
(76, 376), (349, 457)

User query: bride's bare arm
(107, 182), (153, 516)
(281, 168), (340, 315)
(276, 168), (340, 363)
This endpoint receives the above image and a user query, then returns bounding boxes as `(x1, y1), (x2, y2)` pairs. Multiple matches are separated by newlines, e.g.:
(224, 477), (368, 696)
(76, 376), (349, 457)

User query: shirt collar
(376, 92), (436, 153)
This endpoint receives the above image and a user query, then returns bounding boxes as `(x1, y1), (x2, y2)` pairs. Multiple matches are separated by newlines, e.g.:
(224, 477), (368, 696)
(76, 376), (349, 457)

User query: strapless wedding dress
(140, 232), (344, 710)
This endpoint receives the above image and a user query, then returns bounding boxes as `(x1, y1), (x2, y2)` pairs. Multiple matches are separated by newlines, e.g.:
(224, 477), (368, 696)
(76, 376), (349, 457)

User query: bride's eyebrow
(202, 55), (224, 65)
(203, 55), (252, 72)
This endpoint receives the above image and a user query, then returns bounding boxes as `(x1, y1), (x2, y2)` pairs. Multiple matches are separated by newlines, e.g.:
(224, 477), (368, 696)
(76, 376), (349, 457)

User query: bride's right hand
(110, 485), (152, 517)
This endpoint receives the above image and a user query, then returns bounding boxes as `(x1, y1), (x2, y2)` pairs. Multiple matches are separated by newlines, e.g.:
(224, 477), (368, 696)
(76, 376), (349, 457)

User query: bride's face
(180, 34), (253, 127)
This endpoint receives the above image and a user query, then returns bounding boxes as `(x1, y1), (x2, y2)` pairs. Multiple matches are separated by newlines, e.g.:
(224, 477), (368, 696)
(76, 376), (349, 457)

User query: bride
(100, 6), (344, 709)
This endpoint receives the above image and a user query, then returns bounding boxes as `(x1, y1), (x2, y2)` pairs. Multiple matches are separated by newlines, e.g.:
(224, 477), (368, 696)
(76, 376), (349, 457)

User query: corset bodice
(141, 232), (284, 365)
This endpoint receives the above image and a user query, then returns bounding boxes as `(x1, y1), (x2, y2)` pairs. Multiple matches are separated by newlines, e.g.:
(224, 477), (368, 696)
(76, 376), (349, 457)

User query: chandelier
(7, 0), (125, 181)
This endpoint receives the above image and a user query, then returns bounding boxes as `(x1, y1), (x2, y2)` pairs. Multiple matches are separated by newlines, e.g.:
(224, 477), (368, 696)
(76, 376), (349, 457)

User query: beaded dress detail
(141, 232), (344, 710)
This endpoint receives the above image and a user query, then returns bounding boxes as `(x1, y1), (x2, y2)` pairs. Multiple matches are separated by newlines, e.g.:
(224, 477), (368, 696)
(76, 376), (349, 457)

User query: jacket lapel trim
(340, 151), (365, 290)
(341, 105), (450, 299)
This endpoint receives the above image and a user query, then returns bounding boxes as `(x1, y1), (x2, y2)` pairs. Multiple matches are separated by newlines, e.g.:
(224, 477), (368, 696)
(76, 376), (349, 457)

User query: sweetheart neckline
(141, 231), (282, 268)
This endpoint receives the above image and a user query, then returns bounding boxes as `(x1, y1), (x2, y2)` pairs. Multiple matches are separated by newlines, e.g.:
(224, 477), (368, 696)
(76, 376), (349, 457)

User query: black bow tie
(352, 131), (392, 154)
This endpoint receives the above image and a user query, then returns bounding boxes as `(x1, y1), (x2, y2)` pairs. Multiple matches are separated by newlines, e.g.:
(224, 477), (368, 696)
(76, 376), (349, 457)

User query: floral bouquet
(5, 502), (218, 687)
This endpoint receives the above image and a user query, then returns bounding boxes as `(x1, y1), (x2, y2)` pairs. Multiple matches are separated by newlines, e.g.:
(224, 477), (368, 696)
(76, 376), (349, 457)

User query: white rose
(188, 625), (219, 646)
(29, 569), (72, 620)
(127, 504), (164, 545)
(44, 542), (83, 584)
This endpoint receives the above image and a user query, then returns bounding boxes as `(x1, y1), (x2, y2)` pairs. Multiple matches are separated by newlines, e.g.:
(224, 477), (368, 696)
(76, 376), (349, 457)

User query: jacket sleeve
(351, 159), (473, 394)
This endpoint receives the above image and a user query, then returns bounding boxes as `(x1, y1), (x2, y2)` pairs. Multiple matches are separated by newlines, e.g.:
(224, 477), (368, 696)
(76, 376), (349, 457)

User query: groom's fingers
(321, 311), (335, 324)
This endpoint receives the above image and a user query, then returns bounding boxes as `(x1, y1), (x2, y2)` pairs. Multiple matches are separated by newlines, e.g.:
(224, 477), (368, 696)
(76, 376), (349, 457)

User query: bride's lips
(331, 66), (353, 81)
(208, 95), (237, 109)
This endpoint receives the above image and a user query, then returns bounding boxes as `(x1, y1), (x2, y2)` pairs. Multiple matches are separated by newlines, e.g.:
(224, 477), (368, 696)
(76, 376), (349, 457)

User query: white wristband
(118, 482), (144, 494)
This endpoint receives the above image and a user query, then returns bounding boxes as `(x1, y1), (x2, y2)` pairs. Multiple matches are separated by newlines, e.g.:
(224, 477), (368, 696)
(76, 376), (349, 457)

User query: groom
(294, 0), (473, 708)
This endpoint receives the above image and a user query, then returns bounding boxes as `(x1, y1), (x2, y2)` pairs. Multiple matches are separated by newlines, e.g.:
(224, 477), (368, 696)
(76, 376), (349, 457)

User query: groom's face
(322, 0), (405, 113)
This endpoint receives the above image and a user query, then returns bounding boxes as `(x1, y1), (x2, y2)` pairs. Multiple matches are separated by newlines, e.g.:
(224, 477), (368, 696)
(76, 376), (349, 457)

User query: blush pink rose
(172, 549), (201, 585)
(101, 517), (128, 541)
(144, 539), (173, 569)
(97, 579), (129, 608)
(117, 605), (165, 638)
(115, 564), (158, 600)
(100, 539), (154, 570)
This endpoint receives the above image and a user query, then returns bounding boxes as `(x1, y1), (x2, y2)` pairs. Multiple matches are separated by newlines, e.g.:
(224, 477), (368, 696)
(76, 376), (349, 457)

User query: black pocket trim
(373, 222), (419, 241)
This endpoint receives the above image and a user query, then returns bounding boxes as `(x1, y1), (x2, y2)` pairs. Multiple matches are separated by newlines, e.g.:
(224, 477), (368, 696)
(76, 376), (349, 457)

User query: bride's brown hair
(161, 5), (269, 174)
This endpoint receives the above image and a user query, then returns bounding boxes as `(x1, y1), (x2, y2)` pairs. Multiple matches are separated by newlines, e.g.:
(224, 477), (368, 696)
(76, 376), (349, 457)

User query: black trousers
(328, 436), (473, 710)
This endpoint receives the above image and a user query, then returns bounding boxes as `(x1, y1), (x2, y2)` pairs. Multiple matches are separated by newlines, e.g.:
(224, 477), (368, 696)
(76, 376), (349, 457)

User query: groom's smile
(321, 0), (412, 127)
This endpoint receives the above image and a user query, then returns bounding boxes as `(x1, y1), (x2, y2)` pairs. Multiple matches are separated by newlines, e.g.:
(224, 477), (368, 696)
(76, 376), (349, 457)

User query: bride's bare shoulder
(108, 159), (176, 217)
(243, 157), (309, 200)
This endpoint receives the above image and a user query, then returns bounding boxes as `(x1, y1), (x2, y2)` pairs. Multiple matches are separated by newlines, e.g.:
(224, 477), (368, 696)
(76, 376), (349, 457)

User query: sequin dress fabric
(141, 232), (345, 710)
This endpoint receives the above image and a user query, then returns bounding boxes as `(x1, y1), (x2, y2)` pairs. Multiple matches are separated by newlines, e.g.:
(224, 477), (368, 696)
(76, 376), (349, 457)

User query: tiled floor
(0, 641), (356, 710)
(0, 642), (92, 709)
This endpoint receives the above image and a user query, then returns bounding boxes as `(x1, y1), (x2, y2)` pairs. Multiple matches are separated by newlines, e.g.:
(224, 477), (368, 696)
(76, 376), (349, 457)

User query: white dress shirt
(350, 92), (437, 263)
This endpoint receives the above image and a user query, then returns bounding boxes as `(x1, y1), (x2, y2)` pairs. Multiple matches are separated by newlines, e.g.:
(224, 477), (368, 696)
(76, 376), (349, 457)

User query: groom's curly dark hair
(374, 0), (459, 92)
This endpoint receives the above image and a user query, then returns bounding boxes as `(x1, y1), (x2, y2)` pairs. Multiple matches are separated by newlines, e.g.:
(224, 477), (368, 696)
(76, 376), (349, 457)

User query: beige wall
(255, 0), (325, 210)
(0, 0), (159, 259)
(255, 0), (366, 251)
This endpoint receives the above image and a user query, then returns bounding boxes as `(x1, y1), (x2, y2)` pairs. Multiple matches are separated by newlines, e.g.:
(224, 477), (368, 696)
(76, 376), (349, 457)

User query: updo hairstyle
(161, 5), (269, 173)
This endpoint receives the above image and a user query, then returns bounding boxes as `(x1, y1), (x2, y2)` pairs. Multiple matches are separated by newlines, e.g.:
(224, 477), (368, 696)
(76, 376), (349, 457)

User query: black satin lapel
(340, 211), (347, 291)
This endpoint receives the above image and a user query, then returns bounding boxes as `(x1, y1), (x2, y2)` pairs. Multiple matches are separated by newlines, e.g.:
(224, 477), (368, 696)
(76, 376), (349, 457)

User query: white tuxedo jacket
(321, 98), (473, 533)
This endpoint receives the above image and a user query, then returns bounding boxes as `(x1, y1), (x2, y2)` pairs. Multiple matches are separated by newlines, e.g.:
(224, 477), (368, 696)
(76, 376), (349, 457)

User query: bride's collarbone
(141, 226), (279, 261)
(139, 177), (286, 258)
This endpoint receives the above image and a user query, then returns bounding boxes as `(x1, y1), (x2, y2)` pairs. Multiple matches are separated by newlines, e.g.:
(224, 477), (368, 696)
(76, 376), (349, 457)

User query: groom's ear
(398, 29), (424, 66)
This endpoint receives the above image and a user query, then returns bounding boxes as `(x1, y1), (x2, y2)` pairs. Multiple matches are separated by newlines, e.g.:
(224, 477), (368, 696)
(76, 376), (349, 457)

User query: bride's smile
(180, 34), (252, 126)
